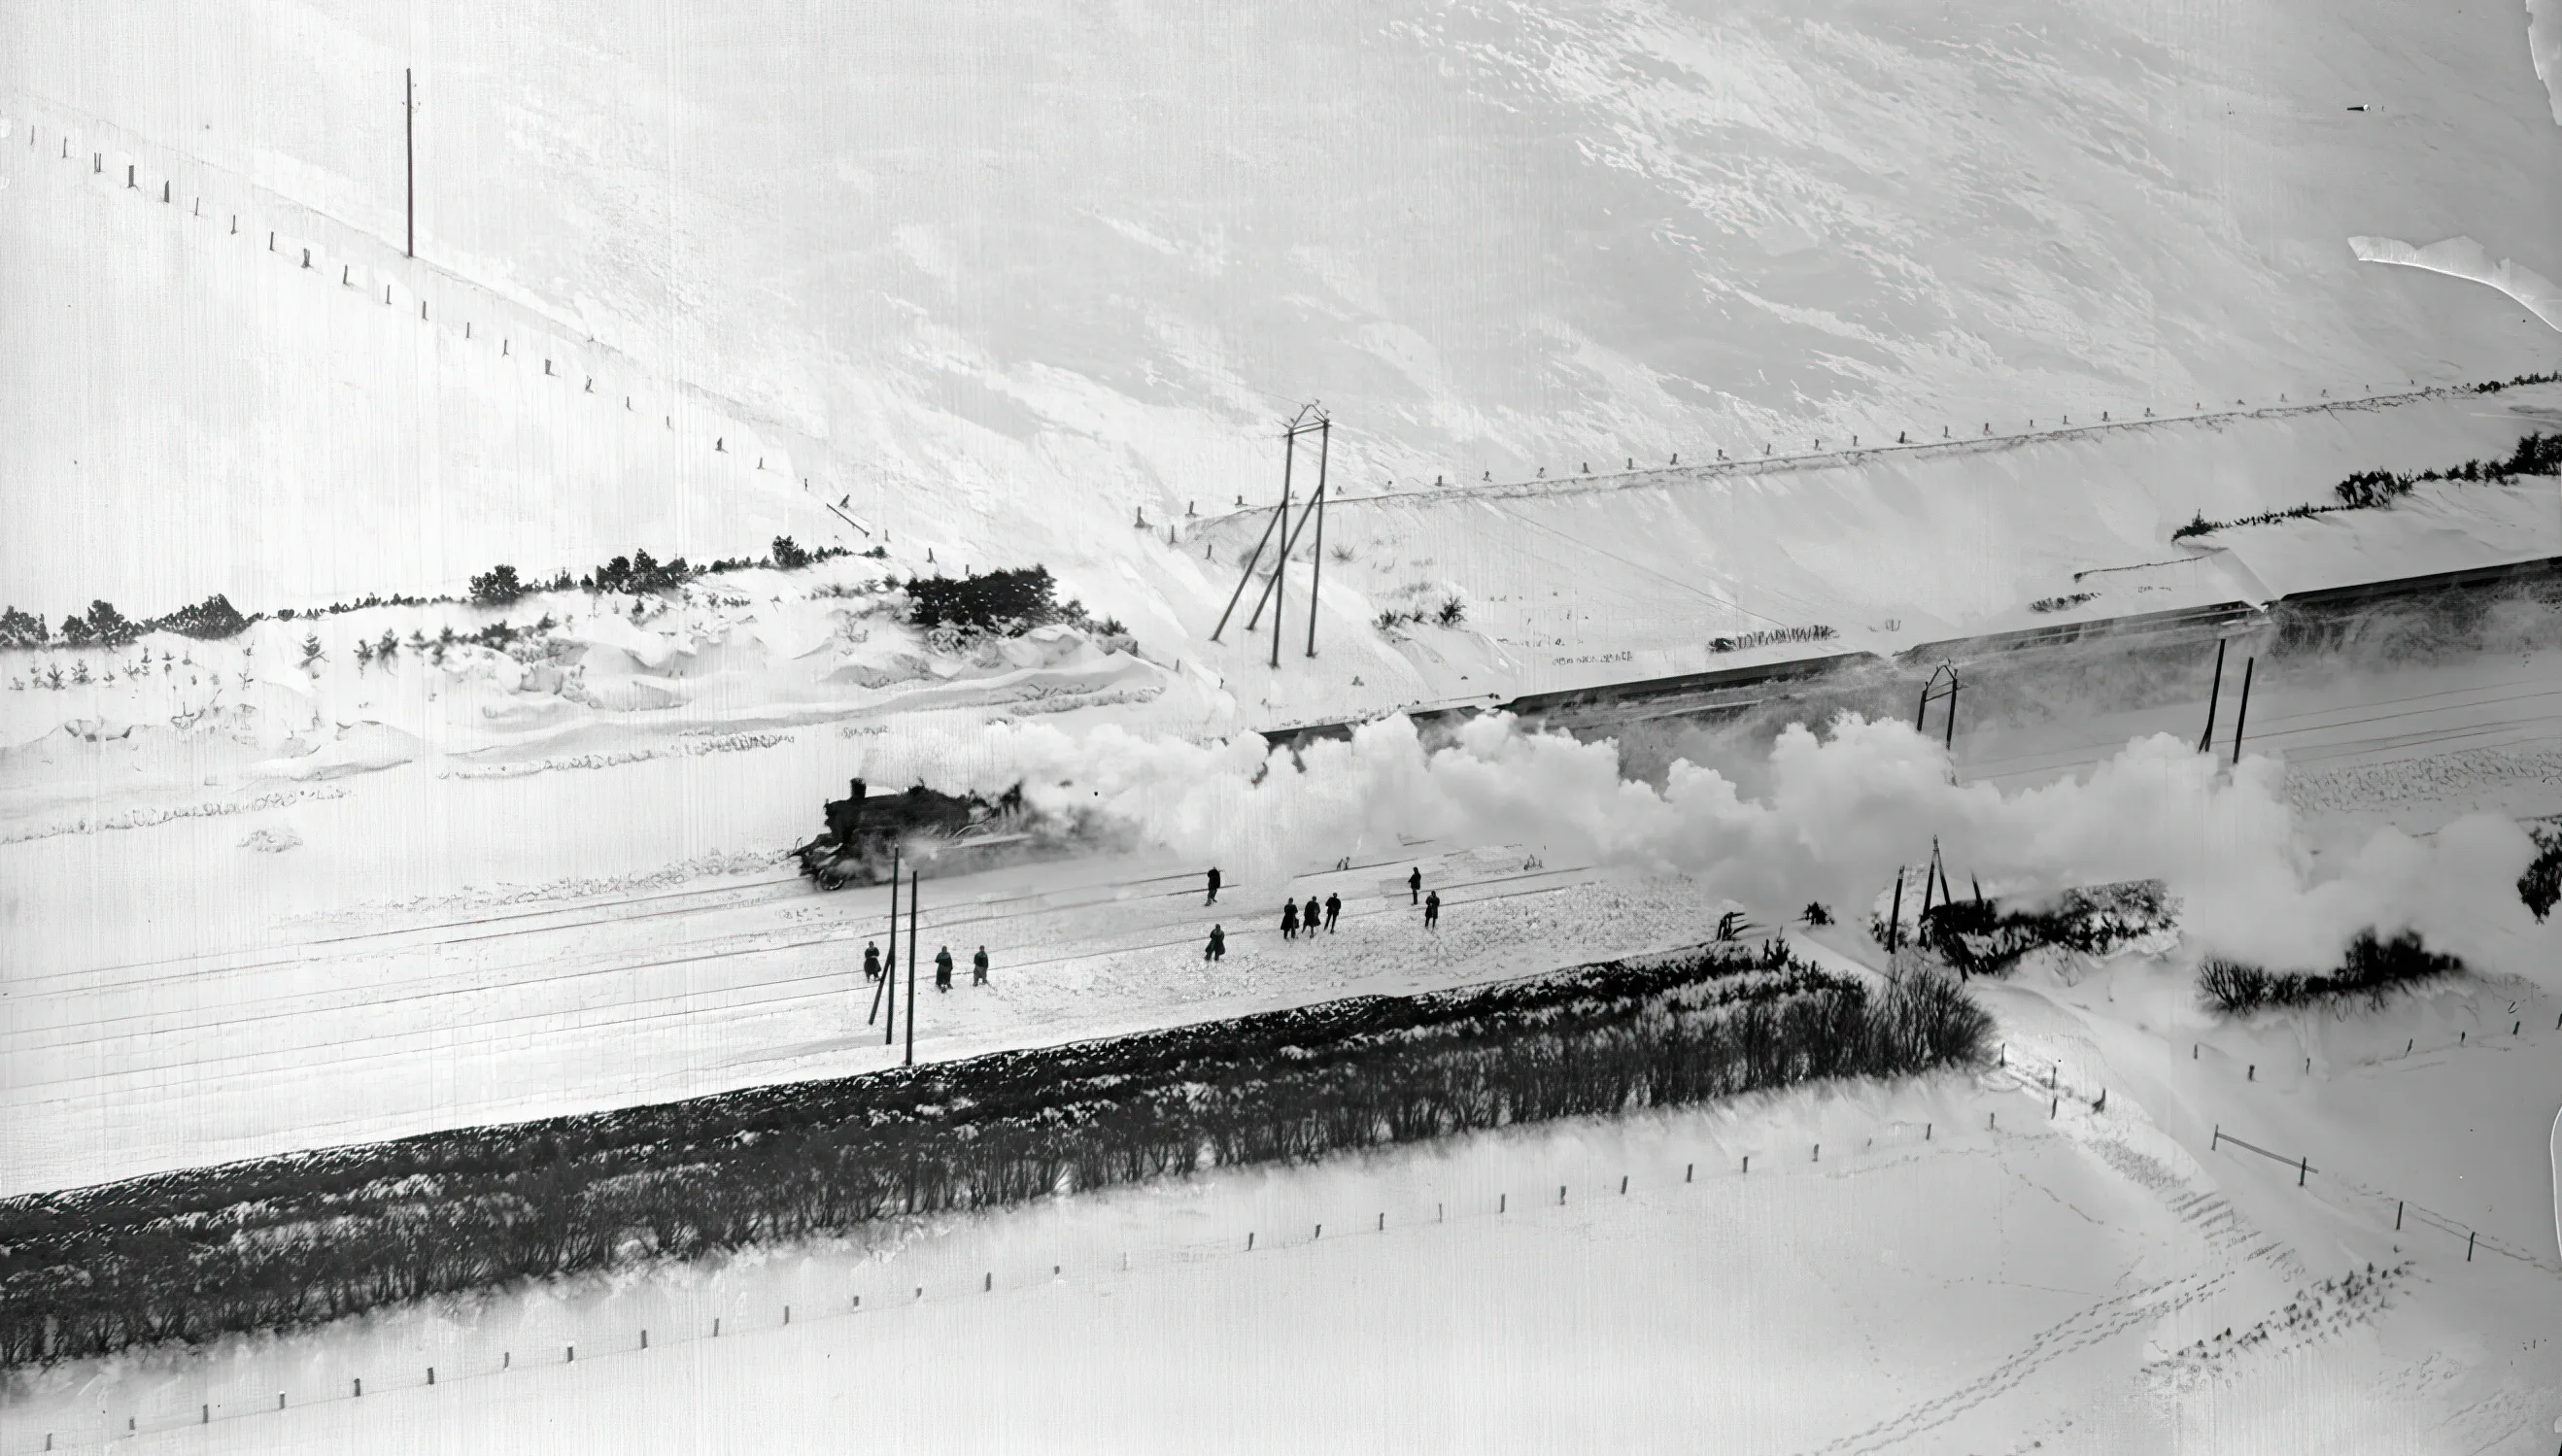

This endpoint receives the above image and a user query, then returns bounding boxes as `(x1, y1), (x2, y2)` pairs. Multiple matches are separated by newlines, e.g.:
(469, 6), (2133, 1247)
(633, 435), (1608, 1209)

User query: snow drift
(898, 712), (2562, 987)
(2351, 236), (2562, 332)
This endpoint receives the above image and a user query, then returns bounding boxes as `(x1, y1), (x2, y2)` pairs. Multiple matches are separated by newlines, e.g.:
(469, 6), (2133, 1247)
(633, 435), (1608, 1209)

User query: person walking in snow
(1423, 891), (1441, 930)
(1206, 866), (1221, 905)
(1409, 866), (1423, 905)
(863, 940), (882, 983)
(972, 946), (989, 986)
(935, 945), (954, 992)
(1281, 899), (1300, 940)
(1324, 893), (1341, 932)
(1302, 896), (1321, 940)
(1205, 924), (1226, 962)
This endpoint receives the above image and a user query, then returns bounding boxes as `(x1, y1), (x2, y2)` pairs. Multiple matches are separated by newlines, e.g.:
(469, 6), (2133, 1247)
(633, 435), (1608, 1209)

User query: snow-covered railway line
(1953, 656), (2562, 788)
(3, 867), (1240, 1032)
(3, 860), (1583, 1076)
(1, 853), (1689, 1193)
(11, 858), (1235, 998)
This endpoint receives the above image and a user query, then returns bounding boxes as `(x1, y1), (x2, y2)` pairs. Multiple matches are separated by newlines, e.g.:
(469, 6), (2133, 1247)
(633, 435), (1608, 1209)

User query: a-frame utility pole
(1210, 405), (1331, 662)
(1916, 663), (1961, 750)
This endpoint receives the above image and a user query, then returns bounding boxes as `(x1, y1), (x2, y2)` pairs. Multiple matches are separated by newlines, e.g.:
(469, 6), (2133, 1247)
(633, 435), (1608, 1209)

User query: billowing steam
(868, 711), (2560, 986)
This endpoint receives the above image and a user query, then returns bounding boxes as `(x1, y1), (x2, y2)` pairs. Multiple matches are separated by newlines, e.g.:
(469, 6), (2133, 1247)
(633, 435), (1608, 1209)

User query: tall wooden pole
(904, 869), (919, 1067)
(2198, 639), (2227, 754)
(871, 848), (899, 1029)
(1305, 418), (1329, 658)
(1269, 476), (1289, 669)
(1943, 673), (1959, 750)
(2231, 657), (2256, 765)
(404, 69), (415, 259)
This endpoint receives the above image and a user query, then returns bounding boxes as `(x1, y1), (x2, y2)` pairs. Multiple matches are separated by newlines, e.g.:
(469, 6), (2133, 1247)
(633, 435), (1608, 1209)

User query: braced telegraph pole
(1212, 405), (1330, 660)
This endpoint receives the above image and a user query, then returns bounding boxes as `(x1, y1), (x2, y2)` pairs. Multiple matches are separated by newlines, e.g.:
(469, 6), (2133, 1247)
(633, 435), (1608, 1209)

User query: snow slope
(4, 0), (2560, 630)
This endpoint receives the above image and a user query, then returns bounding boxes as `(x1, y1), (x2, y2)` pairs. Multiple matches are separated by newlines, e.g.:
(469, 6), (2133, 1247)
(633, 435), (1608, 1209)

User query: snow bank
(939, 713), (2562, 985)
(2349, 236), (2562, 331)
(2534, 0), (2562, 124)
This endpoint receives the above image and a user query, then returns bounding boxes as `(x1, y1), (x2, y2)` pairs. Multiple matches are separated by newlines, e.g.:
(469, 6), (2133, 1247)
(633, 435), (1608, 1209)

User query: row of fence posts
(1184, 380), (2449, 514)
(31, 1116), (1994, 1451)
(28, 119), (787, 475)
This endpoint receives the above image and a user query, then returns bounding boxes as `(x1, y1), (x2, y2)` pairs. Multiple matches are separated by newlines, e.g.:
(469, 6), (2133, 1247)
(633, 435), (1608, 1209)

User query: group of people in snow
(863, 940), (990, 991)
(1200, 863), (1440, 963)
(857, 861), (1447, 990)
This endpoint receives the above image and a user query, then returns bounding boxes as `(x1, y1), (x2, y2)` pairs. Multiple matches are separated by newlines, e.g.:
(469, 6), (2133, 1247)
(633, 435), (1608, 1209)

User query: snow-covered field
(9, 948), (2559, 1454)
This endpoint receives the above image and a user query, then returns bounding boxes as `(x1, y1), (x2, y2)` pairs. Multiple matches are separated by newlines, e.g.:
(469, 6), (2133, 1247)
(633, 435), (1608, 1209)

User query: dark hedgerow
(2198, 929), (2465, 1014)
(0, 941), (1987, 1367)
(2174, 429), (2562, 542)
(154, 594), (249, 641)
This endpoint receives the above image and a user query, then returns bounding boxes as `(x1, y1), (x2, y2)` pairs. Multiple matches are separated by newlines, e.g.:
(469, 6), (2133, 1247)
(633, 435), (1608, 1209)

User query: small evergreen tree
(470, 564), (526, 606)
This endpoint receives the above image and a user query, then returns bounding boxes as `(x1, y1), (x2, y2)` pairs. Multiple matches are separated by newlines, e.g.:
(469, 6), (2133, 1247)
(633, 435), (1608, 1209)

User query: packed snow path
(0, 844), (1754, 1196)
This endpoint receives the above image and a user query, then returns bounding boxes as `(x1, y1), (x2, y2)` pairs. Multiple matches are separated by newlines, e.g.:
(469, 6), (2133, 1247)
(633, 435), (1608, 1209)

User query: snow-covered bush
(907, 564), (1060, 635)
(2518, 828), (2562, 923)
(0, 606), (48, 648)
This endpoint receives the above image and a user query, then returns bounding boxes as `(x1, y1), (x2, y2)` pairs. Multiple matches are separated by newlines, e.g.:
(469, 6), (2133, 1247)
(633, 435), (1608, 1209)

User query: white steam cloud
(875, 712), (2560, 986)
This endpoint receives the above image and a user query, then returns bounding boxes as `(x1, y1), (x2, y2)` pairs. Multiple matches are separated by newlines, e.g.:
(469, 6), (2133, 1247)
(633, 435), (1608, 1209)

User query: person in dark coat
(1205, 925), (1226, 962)
(1281, 900), (1300, 940)
(935, 945), (954, 991)
(1323, 893), (1341, 932)
(1424, 891), (1441, 929)
(1302, 896), (1321, 939)
(1206, 866), (1221, 905)
(863, 941), (882, 982)
(972, 946), (989, 986)
(1409, 867), (1423, 905)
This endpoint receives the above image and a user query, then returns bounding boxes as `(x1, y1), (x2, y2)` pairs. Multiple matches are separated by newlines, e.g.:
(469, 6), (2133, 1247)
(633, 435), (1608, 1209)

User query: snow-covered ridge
(2351, 236), (2562, 332)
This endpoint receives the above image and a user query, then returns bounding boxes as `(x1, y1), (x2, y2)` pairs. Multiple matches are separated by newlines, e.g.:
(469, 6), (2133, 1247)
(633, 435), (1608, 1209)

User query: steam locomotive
(793, 776), (1049, 889)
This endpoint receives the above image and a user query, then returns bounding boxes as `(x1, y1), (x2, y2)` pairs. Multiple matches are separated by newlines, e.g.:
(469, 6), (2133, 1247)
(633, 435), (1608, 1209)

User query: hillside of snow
(3, 0), (2559, 636)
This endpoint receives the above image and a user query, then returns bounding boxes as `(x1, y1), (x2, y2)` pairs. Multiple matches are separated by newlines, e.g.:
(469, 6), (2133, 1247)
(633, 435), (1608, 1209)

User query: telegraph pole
(2230, 657), (2257, 764)
(1213, 405), (1330, 660)
(2197, 639), (2227, 754)
(1305, 416), (1330, 658)
(404, 69), (415, 258)
(904, 868), (919, 1067)
(1270, 474), (1289, 669)
(871, 848), (900, 1031)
